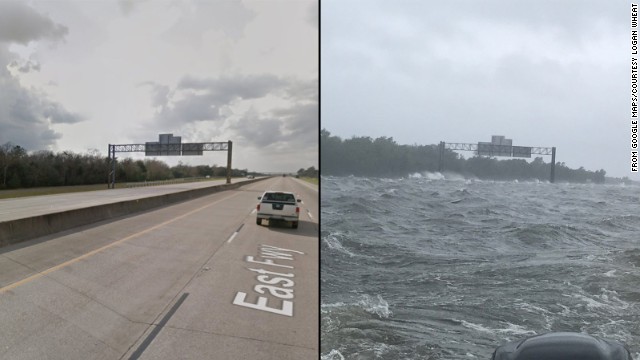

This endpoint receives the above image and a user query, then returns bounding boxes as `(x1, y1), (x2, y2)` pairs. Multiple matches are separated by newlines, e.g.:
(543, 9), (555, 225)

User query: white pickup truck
(256, 191), (301, 229)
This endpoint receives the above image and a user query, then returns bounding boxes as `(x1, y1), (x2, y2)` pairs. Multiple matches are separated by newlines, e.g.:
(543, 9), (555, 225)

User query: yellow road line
(0, 191), (241, 294)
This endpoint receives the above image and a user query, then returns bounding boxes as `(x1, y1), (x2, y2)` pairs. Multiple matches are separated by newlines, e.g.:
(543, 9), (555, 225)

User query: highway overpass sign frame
(107, 140), (233, 189)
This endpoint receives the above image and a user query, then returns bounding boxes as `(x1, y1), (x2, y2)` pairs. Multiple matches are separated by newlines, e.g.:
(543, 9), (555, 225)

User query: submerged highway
(0, 177), (318, 359)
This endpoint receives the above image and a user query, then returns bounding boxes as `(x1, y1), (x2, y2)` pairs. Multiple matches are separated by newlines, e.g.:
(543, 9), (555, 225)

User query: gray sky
(321, 0), (632, 178)
(0, 0), (318, 173)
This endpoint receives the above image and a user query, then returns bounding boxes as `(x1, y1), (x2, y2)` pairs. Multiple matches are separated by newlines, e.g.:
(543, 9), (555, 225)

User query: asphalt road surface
(0, 177), (318, 359)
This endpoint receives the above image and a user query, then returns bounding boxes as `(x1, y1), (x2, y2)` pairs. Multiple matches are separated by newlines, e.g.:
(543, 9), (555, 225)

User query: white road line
(226, 232), (239, 244)
(250, 209), (257, 214)
(226, 223), (245, 244)
(306, 210), (313, 219)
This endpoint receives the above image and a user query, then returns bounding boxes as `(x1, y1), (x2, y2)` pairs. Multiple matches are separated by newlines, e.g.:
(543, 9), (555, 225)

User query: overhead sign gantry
(108, 134), (232, 189)
(438, 135), (557, 182)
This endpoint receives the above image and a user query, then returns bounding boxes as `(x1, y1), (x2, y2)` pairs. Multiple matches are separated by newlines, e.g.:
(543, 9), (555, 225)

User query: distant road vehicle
(256, 191), (301, 228)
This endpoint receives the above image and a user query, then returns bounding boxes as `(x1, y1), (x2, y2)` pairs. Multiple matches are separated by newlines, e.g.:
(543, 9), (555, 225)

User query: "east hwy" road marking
(232, 244), (305, 316)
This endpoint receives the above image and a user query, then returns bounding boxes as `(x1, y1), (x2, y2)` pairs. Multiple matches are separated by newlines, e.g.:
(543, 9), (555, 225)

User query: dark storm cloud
(0, 64), (83, 148)
(0, 1), (68, 44)
(0, 70), (65, 149)
(0, 4), (83, 150)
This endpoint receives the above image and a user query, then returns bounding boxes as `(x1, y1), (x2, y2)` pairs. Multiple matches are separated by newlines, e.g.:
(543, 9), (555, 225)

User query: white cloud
(0, 0), (317, 173)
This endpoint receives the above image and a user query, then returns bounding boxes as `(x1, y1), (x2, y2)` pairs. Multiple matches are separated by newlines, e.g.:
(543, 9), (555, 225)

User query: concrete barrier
(0, 178), (268, 248)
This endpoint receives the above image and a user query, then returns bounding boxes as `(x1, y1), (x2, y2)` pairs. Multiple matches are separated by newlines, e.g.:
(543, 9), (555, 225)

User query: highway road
(0, 177), (318, 359)
(0, 178), (244, 222)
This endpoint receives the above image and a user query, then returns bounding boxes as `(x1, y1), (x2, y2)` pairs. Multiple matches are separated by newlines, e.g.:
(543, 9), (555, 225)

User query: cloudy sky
(0, 0), (318, 173)
(322, 1), (632, 178)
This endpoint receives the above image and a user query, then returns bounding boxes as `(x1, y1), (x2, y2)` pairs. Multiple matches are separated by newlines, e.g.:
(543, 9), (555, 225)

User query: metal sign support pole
(108, 144), (117, 189)
(550, 147), (556, 183)
(226, 141), (233, 184)
(438, 141), (445, 172)
(107, 144), (112, 189)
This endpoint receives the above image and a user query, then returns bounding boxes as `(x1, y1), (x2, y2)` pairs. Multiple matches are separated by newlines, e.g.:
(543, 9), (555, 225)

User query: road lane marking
(306, 209), (313, 219)
(0, 192), (241, 294)
(226, 224), (245, 244)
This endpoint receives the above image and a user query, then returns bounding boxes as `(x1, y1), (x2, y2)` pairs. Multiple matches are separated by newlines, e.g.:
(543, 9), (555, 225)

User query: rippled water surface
(321, 174), (640, 359)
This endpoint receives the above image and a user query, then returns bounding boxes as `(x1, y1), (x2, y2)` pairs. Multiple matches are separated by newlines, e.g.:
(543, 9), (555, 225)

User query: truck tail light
(296, 206), (300, 213)
(257, 204), (261, 211)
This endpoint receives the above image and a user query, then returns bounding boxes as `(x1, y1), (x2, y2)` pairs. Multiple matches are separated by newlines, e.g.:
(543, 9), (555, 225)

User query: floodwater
(321, 174), (640, 359)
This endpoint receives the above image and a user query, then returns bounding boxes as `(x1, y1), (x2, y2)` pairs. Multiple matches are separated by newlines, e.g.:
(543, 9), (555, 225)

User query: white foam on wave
(409, 171), (446, 180)
(567, 288), (630, 311)
(324, 232), (357, 257)
(497, 323), (537, 336)
(458, 319), (536, 337)
(459, 319), (492, 333)
(380, 188), (398, 196)
(321, 349), (345, 360)
(514, 301), (554, 330)
(357, 294), (393, 318)
(321, 294), (392, 319)
(321, 301), (347, 312)
(568, 293), (607, 309)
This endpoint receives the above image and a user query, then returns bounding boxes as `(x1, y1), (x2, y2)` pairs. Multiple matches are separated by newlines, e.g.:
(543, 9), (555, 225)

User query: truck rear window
(262, 193), (295, 203)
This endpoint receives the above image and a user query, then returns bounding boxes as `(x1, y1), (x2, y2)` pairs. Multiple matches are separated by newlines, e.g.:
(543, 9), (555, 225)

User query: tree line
(0, 142), (250, 189)
(321, 129), (607, 183)
(297, 166), (318, 177)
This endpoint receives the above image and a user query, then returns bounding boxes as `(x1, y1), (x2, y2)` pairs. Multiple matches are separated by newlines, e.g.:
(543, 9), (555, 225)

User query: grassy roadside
(299, 177), (319, 185)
